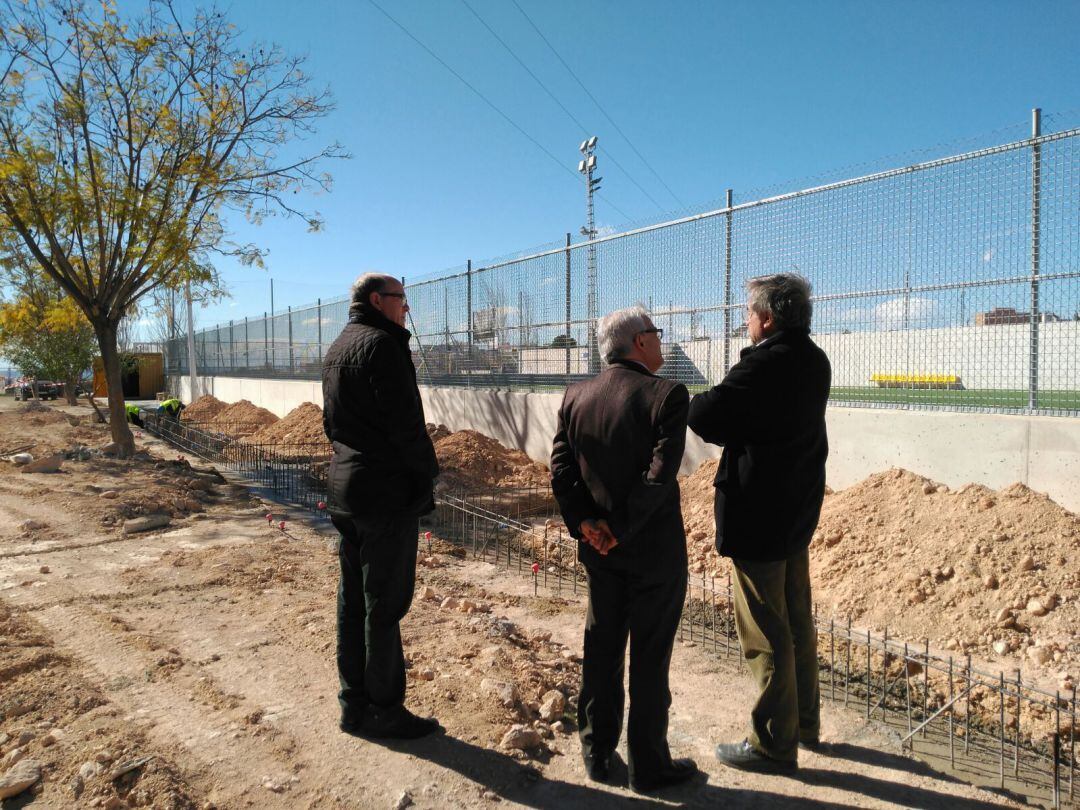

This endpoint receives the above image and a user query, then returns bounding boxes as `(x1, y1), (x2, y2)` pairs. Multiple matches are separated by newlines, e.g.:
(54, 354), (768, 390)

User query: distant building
(974, 307), (1061, 326)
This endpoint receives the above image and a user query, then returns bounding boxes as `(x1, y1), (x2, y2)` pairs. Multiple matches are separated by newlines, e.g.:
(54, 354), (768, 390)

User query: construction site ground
(0, 397), (1030, 808)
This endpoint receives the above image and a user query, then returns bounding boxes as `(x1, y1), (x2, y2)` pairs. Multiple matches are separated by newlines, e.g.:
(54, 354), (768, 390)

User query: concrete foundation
(173, 375), (1080, 514)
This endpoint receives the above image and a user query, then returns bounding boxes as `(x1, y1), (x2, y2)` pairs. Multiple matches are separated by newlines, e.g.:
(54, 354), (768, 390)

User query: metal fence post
(229, 320), (234, 369)
(317, 298), (323, 366)
(288, 305), (294, 372)
(264, 312), (270, 368)
(723, 188), (734, 375)
(244, 317), (249, 369)
(564, 233), (572, 378)
(466, 259), (473, 372)
(1028, 107), (1042, 410)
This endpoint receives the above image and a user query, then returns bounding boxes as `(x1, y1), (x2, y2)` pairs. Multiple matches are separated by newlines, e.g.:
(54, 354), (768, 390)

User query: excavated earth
(0, 398), (1025, 808)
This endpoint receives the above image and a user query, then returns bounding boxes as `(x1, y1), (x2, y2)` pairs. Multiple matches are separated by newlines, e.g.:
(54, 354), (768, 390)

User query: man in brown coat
(551, 305), (697, 794)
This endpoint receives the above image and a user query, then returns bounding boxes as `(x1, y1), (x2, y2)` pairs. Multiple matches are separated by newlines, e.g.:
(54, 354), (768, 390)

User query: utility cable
(510, 0), (685, 209)
(367, 0), (632, 223)
(459, 0), (666, 214)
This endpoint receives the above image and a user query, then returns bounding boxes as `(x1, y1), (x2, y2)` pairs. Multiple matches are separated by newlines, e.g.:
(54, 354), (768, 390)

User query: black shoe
(364, 705), (443, 739)
(629, 758), (698, 794)
(339, 708), (367, 737)
(582, 751), (613, 783)
(715, 739), (796, 773)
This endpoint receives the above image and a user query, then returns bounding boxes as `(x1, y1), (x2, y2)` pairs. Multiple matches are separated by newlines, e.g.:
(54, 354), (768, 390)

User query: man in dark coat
(322, 273), (440, 740)
(688, 273), (830, 772)
(551, 305), (698, 794)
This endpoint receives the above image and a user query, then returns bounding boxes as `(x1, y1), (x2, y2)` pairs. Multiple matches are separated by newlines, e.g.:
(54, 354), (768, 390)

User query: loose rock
(20, 453), (64, 474)
(500, 725), (542, 750)
(538, 690), (566, 722)
(481, 679), (518, 708)
(123, 514), (172, 534)
(0, 758), (41, 800)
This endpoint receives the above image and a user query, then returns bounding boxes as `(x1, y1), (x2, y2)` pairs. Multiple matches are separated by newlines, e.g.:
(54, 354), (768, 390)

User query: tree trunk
(93, 319), (135, 456)
(63, 376), (79, 406)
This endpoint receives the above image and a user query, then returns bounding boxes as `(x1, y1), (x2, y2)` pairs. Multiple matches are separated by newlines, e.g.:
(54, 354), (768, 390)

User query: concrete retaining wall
(173, 375), (1080, 514)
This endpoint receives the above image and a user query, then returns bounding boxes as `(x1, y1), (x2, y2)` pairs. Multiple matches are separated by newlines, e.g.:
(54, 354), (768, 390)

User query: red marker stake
(531, 562), (540, 596)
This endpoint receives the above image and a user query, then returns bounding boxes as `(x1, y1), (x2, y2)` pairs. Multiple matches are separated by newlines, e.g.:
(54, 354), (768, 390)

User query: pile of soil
(206, 400), (278, 437)
(181, 394), (228, 423)
(238, 402), (329, 452)
(680, 462), (1080, 681)
(434, 430), (551, 492)
(810, 469), (1080, 677)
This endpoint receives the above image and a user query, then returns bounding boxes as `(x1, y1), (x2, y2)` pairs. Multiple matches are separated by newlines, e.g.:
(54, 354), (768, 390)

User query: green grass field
(828, 386), (1080, 410)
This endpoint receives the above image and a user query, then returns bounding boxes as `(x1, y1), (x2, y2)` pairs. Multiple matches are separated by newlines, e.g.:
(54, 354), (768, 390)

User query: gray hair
(747, 273), (813, 330)
(598, 305), (650, 363)
(349, 273), (399, 318)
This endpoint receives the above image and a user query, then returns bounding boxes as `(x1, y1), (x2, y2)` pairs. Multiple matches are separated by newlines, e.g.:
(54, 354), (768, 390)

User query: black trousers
(578, 561), (687, 781)
(333, 513), (418, 716)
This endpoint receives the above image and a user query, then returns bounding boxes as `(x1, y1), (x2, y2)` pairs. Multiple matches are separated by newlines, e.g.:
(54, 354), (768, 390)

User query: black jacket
(322, 307), (438, 517)
(550, 360), (689, 575)
(687, 329), (830, 562)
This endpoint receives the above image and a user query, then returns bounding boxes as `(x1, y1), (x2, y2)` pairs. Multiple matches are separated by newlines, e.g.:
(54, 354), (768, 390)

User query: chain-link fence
(168, 116), (1080, 416)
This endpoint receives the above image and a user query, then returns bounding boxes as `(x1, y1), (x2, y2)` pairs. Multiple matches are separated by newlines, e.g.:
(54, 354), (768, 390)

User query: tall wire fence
(167, 114), (1080, 416)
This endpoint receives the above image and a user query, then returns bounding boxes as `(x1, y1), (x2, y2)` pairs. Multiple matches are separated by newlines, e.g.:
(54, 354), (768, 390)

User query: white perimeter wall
(174, 375), (1080, 514)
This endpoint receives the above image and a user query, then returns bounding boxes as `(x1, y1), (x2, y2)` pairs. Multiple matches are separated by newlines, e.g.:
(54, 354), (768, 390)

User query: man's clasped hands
(579, 518), (618, 556)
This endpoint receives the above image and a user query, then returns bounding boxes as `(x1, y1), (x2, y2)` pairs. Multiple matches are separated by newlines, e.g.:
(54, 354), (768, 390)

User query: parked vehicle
(12, 380), (60, 401)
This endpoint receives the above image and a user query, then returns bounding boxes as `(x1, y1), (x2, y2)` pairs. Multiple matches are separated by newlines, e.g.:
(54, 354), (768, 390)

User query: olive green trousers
(730, 547), (819, 762)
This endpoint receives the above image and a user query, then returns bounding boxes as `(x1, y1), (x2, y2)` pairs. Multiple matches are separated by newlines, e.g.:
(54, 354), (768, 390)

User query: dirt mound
(810, 468), (1080, 674)
(435, 429), (551, 491)
(14, 402), (71, 426)
(238, 402), (329, 452)
(181, 394), (228, 423)
(680, 461), (1080, 680)
(206, 399), (278, 437)
(681, 458), (720, 574)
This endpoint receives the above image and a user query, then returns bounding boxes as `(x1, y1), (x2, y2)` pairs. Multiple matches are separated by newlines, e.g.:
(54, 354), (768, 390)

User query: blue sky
(180, 0), (1080, 331)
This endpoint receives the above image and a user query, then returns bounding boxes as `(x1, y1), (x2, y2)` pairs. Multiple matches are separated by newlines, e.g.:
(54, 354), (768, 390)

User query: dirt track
(0, 399), (1023, 808)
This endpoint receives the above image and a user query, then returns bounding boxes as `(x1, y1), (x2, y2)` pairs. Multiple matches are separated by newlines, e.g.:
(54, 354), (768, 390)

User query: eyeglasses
(379, 291), (408, 304)
(638, 327), (663, 340)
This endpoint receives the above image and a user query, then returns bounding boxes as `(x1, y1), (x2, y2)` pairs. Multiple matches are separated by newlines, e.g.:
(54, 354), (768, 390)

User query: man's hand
(580, 518), (619, 556)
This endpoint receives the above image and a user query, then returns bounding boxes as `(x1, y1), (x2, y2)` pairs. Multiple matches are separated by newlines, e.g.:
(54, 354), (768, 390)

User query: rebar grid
(166, 123), (1080, 416)
(144, 412), (1076, 808)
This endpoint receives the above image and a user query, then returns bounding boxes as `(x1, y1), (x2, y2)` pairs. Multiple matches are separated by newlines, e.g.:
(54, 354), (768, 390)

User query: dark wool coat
(550, 359), (689, 575)
(322, 307), (438, 516)
(687, 329), (831, 562)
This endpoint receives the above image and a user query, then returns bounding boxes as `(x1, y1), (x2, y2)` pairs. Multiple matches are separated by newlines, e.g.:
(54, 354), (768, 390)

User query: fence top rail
(186, 124), (1080, 337)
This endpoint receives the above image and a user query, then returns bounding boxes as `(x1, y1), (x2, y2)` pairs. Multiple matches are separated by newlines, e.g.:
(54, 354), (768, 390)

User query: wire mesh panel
(167, 124), (1080, 416)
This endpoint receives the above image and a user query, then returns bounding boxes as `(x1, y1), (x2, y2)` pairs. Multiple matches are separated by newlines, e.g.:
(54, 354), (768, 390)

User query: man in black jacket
(551, 305), (698, 794)
(688, 273), (830, 773)
(322, 273), (440, 740)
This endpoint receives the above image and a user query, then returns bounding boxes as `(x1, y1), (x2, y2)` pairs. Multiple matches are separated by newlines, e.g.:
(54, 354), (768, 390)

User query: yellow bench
(870, 373), (963, 390)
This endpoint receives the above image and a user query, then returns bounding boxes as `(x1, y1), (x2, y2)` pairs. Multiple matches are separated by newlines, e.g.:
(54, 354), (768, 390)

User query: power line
(458, 0), (666, 214)
(509, 0), (685, 209)
(366, 0), (632, 223)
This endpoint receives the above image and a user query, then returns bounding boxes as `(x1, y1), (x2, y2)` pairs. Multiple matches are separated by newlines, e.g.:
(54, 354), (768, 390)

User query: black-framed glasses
(639, 327), (663, 340)
(379, 291), (408, 304)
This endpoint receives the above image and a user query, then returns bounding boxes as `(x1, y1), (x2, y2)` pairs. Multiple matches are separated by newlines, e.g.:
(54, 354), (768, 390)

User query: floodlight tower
(578, 136), (601, 373)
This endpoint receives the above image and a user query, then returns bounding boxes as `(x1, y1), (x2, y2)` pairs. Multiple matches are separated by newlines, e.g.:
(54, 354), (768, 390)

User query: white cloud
(982, 249), (994, 263)
(840, 296), (937, 330)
